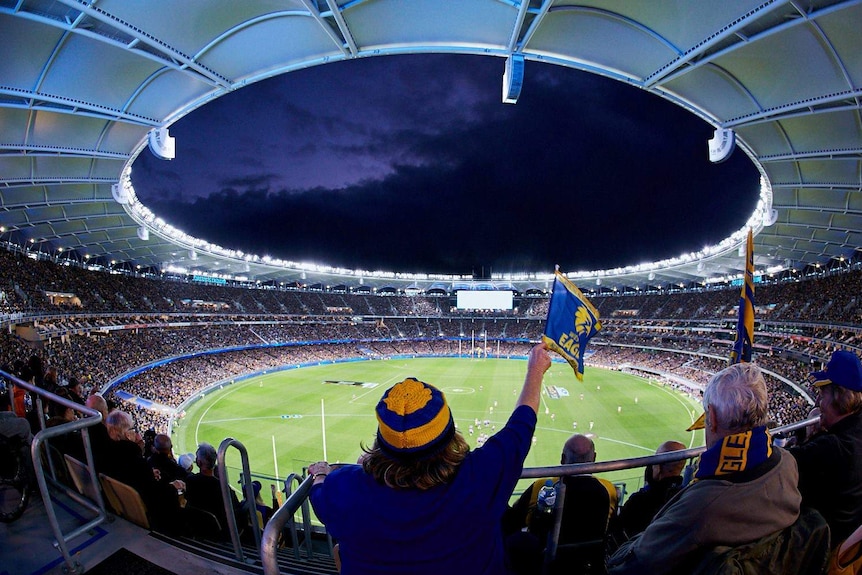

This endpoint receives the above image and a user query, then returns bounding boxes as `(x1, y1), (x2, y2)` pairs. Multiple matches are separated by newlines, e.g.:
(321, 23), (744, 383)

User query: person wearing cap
(177, 452), (195, 474)
(249, 480), (276, 525)
(307, 343), (551, 575)
(790, 350), (862, 546)
(608, 362), (801, 575)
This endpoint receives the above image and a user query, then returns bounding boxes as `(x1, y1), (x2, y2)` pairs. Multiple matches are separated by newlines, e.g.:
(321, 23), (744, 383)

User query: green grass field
(171, 357), (704, 501)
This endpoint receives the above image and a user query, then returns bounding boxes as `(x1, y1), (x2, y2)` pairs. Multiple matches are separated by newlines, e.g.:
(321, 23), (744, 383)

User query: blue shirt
(310, 405), (537, 575)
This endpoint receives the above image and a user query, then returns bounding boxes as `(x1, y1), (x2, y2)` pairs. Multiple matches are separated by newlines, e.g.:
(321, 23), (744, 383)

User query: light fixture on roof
(502, 54), (525, 104)
(148, 127), (176, 160)
(111, 182), (129, 204)
(708, 128), (735, 163)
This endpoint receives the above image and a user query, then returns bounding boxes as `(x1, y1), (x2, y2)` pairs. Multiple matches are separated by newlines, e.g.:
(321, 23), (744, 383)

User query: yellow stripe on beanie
(376, 378), (454, 455)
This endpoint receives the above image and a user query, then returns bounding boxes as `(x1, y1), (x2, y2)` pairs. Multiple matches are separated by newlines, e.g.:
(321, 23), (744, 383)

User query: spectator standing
(790, 350), (862, 546)
(84, 394), (112, 473)
(66, 378), (85, 405)
(308, 343), (550, 575)
(608, 362), (801, 575)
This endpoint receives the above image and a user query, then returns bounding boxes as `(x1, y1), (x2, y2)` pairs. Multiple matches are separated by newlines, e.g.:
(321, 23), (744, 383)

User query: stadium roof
(1, 0), (861, 292)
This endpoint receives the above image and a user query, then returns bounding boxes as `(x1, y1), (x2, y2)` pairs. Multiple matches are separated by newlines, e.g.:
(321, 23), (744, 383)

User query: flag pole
(730, 228), (755, 365)
(321, 398), (327, 461)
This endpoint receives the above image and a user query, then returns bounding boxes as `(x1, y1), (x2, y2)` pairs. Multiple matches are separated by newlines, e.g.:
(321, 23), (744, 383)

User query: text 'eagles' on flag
(542, 270), (602, 381)
(730, 228), (755, 365)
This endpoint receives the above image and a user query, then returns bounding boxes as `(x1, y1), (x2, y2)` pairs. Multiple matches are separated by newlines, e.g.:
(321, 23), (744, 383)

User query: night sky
(131, 54), (759, 277)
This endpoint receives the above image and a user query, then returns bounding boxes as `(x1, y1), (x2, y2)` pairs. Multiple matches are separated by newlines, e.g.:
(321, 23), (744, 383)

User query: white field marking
(347, 384), (383, 403)
(205, 413), (372, 425)
(642, 377), (703, 449)
(192, 376), (274, 447)
(540, 385), (550, 412)
(348, 371), (404, 404)
(205, 415), (295, 424)
(529, 425), (654, 453)
(597, 435), (656, 453)
(442, 386), (476, 395)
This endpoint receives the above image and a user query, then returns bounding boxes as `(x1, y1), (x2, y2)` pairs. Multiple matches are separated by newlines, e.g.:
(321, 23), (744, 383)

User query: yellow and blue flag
(689, 230), (756, 432)
(730, 228), (755, 364)
(542, 271), (602, 380)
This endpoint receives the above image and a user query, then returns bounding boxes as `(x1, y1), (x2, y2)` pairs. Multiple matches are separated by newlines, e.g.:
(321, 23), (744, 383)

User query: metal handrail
(262, 474), (315, 575)
(217, 437), (261, 562)
(0, 369), (107, 575)
(258, 415), (819, 575)
(280, 472), (315, 560)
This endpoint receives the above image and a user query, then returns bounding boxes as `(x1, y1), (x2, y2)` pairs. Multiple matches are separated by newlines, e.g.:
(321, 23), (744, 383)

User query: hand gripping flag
(542, 271), (602, 381)
(730, 228), (755, 365)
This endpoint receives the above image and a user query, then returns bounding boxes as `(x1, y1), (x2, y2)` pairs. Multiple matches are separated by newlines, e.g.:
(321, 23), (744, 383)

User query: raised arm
(516, 343), (551, 413)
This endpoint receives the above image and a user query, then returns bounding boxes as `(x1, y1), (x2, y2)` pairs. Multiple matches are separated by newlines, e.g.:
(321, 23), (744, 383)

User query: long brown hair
(361, 431), (471, 490)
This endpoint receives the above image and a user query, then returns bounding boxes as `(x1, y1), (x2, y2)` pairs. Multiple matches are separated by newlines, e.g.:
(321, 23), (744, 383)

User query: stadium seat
(184, 505), (223, 540)
(831, 522), (862, 574)
(99, 473), (150, 529)
(64, 454), (100, 503)
(542, 477), (614, 575)
(545, 538), (607, 575)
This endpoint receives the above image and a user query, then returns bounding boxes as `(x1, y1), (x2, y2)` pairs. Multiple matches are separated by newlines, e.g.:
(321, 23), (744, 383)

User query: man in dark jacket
(608, 363), (801, 575)
(184, 442), (239, 539)
(790, 350), (862, 546)
(503, 434), (618, 574)
(616, 440), (687, 540)
(147, 433), (189, 484)
(103, 410), (183, 531)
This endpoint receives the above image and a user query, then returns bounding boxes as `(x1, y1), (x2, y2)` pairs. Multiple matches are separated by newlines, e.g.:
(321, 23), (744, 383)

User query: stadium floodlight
(111, 182), (129, 204)
(502, 54), (525, 104)
(708, 128), (735, 163)
(148, 127), (176, 160)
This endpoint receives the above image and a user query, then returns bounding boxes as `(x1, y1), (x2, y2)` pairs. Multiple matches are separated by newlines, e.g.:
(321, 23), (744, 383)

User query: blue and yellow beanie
(376, 378), (455, 458)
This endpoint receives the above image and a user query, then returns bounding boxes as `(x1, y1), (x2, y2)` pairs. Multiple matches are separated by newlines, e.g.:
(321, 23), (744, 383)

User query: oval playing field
(171, 357), (704, 494)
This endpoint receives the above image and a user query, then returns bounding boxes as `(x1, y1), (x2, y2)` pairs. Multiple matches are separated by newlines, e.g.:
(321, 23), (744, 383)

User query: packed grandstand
(3, 243), (859, 442)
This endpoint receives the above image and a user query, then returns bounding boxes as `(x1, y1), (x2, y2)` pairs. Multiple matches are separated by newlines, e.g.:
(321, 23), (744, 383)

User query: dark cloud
(217, 174), (280, 190)
(133, 54), (759, 276)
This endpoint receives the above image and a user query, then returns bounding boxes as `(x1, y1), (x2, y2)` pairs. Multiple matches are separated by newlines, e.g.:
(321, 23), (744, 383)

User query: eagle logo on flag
(542, 271), (602, 381)
(575, 306), (599, 337)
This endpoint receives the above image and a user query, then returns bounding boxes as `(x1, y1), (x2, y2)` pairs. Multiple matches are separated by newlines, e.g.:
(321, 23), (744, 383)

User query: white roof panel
(0, 0), (860, 290)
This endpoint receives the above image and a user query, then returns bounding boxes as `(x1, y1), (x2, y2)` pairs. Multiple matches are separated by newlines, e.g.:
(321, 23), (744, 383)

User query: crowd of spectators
(3, 245), (862, 326)
(2, 246), (858, 444)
